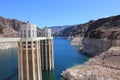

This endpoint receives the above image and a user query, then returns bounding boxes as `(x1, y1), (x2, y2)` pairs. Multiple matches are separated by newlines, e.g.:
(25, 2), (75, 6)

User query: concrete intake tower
(0, 22), (54, 80)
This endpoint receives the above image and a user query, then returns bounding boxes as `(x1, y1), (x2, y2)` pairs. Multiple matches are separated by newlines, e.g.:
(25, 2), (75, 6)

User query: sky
(0, 0), (120, 28)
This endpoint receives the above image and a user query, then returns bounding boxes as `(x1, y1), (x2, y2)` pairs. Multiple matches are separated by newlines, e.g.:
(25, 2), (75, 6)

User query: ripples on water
(0, 38), (89, 80)
(0, 48), (18, 80)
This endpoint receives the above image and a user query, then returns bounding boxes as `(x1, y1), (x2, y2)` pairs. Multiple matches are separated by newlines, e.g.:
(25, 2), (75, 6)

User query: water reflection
(4, 69), (18, 80)
(42, 70), (55, 80)
(0, 39), (89, 80)
(0, 48), (18, 80)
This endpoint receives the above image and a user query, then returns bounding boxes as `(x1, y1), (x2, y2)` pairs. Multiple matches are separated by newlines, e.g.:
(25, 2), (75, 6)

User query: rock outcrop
(0, 16), (26, 37)
(51, 20), (95, 38)
(62, 15), (120, 80)
(61, 20), (94, 38)
(0, 16), (42, 37)
(50, 25), (71, 37)
(62, 47), (120, 80)
(81, 15), (120, 56)
(82, 36), (120, 56)
(71, 37), (83, 49)
(81, 38), (112, 56)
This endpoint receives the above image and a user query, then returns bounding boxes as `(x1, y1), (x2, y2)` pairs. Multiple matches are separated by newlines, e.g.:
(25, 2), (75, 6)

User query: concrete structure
(41, 27), (54, 71)
(0, 22), (54, 80)
(41, 27), (51, 37)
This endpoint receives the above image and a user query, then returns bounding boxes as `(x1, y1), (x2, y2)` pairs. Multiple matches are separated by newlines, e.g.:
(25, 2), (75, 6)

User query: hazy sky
(0, 0), (120, 28)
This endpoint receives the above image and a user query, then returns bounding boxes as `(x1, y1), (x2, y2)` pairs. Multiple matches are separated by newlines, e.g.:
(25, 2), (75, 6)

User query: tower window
(21, 31), (23, 38)
(32, 30), (34, 37)
(24, 30), (26, 38)
(28, 30), (30, 37)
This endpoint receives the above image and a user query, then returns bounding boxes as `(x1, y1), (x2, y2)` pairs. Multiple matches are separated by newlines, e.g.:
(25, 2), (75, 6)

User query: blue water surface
(0, 38), (89, 80)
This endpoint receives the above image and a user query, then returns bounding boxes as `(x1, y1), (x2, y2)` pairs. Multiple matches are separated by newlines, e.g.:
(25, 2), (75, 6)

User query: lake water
(0, 38), (89, 80)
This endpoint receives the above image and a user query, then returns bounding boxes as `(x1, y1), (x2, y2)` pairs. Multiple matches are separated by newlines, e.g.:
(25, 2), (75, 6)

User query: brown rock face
(0, 16), (41, 38)
(85, 15), (120, 38)
(62, 48), (120, 80)
(51, 20), (95, 37)
(61, 20), (95, 37)
(81, 15), (120, 56)
(62, 15), (120, 80)
(82, 38), (112, 56)
(0, 16), (26, 37)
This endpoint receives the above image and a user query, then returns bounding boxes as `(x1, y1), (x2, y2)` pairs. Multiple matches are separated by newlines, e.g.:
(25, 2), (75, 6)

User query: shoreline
(0, 42), (18, 50)
(62, 47), (120, 80)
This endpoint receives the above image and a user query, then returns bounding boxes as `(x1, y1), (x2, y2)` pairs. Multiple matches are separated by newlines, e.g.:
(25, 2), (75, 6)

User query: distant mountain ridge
(1, 15), (120, 39)
(51, 15), (120, 39)
(50, 25), (74, 37)
(50, 20), (95, 38)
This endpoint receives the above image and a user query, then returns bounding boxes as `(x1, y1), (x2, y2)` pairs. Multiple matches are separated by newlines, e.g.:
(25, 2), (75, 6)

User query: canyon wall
(62, 47), (120, 80)
(71, 37), (83, 46)
(62, 15), (120, 80)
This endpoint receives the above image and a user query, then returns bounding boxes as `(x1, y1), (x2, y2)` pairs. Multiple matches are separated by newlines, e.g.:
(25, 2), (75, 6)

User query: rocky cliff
(81, 15), (120, 56)
(62, 20), (95, 38)
(0, 16), (25, 37)
(51, 20), (95, 38)
(0, 16), (42, 37)
(62, 47), (120, 80)
(50, 25), (71, 37)
(62, 15), (120, 80)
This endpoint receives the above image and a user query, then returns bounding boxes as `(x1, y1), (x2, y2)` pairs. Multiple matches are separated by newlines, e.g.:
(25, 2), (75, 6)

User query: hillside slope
(82, 15), (120, 56)
(0, 16), (41, 38)
(51, 20), (95, 38)
(50, 25), (71, 37)
(62, 15), (120, 80)
(0, 16), (25, 37)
